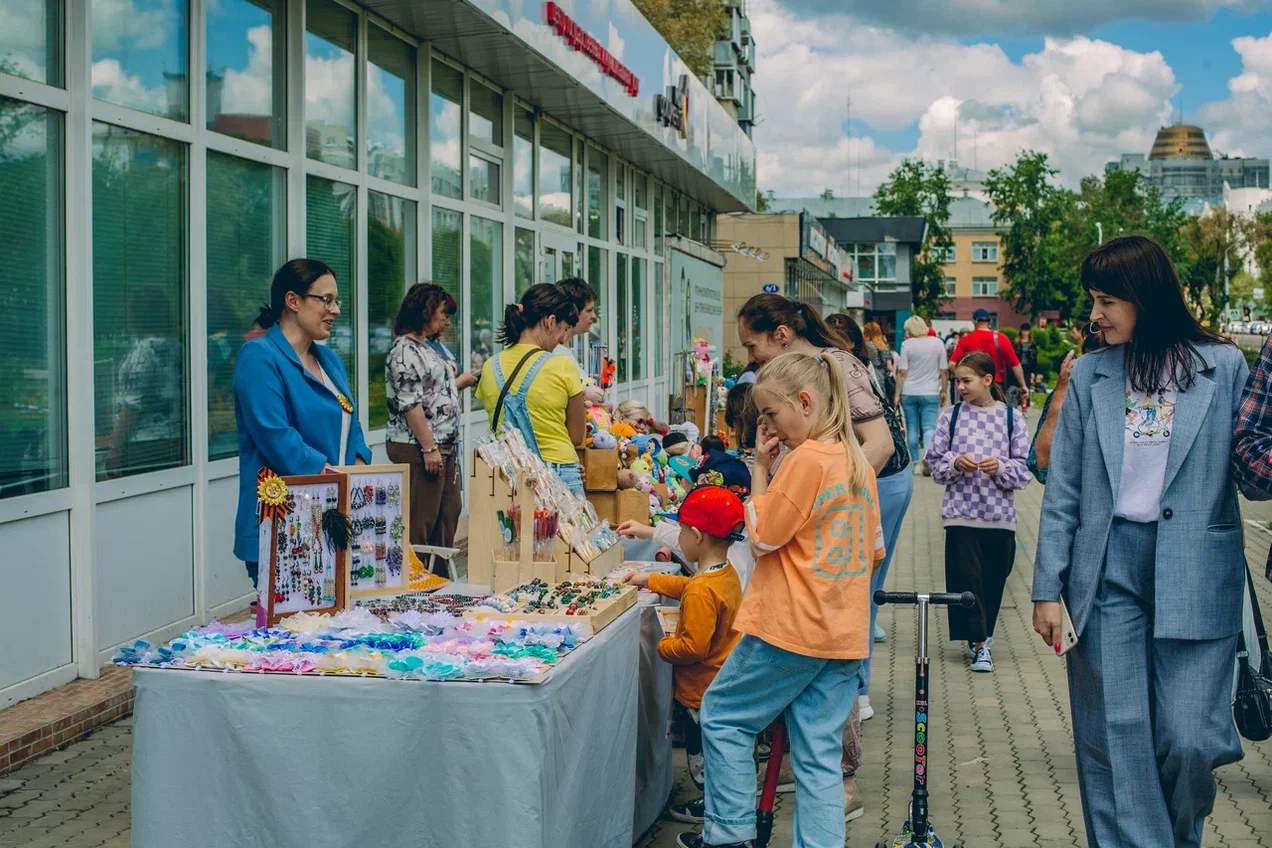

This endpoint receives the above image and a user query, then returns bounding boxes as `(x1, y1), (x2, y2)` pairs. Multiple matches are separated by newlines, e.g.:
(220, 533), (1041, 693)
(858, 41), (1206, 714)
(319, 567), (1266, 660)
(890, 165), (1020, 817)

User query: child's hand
(622, 571), (652, 588)
(953, 454), (980, 474)
(616, 520), (655, 540)
(754, 426), (781, 471)
(978, 457), (1000, 475)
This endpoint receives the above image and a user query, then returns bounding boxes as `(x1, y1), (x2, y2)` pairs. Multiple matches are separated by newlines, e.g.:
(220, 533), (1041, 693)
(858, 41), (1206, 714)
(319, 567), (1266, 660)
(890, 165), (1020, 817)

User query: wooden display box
(577, 447), (619, 491)
(485, 584), (639, 633)
(615, 488), (651, 526)
(586, 490), (616, 524)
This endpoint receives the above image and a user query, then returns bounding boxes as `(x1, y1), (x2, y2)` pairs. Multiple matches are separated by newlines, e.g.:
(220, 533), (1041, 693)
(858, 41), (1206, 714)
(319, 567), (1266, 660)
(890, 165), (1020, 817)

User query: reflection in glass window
(587, 245), (606, 357)
(654, 183), (663, 250)
(654, 262), (664, 378)
(431, 207), (462, 354)
(878, 242), (898, 280)
(588, 147), (608, 240)
(91, 123), (188, 481)
(430, 59), (463, 199)
(632, 258), (645, 381)
(575, 141), (584, 234)
(634, 172), (646, 211)
(367, 25), (415, 185)
(368, 192), (416, 428)
(91, 0), (188, 120)
(514, 227), (535, 298)
(0, 0), (61, 86)
(514, 109), (533, 219)
(206, 0), (286, 148)
(0, 99), (65, 498)
(690, 205), (701, 244)
(305, 0), (356, 170)
(539, 122), (572, 228)
(470, 155), (500, 205)
(616, 163), (626, 202)
(616, 255), (627, 383)
(634, 218), (646, 250)
(470, 217), (503, 408)
(305, 175), (357, 396)
(206, 152), (285, 461)
(470, 83), (502, 147)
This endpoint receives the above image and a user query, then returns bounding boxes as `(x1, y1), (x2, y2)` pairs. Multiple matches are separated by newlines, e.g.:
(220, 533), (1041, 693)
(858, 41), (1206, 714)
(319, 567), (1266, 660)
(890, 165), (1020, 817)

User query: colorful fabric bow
(257, 468), (293, 524)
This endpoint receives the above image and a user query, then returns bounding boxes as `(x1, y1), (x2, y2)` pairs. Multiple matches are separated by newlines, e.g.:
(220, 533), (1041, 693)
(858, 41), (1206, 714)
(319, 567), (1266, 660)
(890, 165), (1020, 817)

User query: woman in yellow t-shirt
(475, 284), (587, 494)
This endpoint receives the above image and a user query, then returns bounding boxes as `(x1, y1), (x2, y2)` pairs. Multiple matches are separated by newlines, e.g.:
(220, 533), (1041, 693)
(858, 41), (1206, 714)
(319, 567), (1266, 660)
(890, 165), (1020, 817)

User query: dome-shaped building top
(1149, 124), (1213, 160)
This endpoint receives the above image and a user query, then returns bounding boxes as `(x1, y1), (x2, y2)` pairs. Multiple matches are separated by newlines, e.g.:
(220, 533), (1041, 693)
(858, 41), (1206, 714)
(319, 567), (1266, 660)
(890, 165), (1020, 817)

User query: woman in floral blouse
(385, 283), (465, 573)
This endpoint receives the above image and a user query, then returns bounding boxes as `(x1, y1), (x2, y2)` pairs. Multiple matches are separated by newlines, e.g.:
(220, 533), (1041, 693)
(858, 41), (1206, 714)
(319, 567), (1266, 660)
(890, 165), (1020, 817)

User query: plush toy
(623, 442), (640, 466)
(663, 431), (690, 457)
(591, 430), (617, 450)
(610, 422), (638, 440)
(589, 405), (613, 432)
(693, 338), (716, 385)
(669, 421), (700, 445)
(688, 443), (704, 462)
(616, 468), (639, 490)
(630, 456), (652, 477)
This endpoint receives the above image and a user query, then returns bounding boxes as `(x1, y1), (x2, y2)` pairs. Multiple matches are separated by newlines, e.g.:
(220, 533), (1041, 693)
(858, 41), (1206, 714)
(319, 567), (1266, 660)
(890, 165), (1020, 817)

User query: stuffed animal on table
(610, 422), (638, 440)
(591, 429), (617, 450)
(630, 434), (661, 458)
(668, 421), (700, 445)
(662, 431), (690, 457)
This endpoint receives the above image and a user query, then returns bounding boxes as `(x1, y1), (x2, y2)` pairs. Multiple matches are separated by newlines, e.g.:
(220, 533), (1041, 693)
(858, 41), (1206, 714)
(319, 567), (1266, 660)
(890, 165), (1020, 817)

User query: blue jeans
(862, 468), (913, 695)
(901, 393), (941, 461)
(550, 462), (584, 496)
(701, 636), (862, 847)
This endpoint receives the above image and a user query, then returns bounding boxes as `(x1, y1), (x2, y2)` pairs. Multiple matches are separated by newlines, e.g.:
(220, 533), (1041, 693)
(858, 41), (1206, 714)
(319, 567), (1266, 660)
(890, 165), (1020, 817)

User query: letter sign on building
(656, 74), (690, 139)
(544, 2), (640, 96)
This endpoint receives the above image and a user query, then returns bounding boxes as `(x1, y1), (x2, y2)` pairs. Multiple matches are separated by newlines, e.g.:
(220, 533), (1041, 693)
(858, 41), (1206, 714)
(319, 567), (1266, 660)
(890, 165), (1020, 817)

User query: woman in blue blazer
(1032, 236), (1247, 848)
(232, 259), (371, 586)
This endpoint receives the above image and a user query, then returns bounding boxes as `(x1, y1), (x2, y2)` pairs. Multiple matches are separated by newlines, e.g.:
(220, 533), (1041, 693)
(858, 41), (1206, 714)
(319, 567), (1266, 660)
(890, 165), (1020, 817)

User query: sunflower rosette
(256, 468), (293, 524)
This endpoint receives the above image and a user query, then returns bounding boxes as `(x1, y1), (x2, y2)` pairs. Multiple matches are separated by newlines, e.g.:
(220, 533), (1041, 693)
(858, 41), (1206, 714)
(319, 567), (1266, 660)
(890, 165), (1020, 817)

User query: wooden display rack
(479, 584), (640, 633)
(468, 453), (624, 592)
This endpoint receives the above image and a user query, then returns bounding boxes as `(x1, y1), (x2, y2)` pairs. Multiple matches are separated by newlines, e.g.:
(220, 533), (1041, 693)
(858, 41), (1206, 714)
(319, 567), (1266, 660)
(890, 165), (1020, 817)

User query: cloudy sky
(753, 0), (1272, 196)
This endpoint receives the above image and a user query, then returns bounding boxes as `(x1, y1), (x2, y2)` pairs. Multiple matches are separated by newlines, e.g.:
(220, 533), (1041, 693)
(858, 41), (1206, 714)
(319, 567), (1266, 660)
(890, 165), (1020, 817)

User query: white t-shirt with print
(898, 335), (948, 397)
(552, 344), (587, 382)
(1114, 378), (1177, 523)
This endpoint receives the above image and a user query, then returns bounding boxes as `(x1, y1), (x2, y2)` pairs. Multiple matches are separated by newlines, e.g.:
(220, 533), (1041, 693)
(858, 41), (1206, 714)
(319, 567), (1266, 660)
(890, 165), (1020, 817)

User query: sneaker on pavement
(970, 645), (994, 672)
(674, 832), (749, 848)
(843, 781), (865, 822)
(668, 797), (706, 824)
(873, 623), (887, 642)
(858, 694), (874, 721)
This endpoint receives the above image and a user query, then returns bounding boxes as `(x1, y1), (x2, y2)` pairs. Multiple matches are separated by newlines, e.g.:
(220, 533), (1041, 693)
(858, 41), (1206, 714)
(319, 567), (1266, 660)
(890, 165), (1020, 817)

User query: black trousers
(944, 525), (1015, 643)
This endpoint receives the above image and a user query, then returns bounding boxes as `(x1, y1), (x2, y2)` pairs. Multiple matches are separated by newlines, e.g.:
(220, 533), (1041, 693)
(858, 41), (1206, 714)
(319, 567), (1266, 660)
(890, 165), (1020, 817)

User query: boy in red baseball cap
(623, 485), (745, 825)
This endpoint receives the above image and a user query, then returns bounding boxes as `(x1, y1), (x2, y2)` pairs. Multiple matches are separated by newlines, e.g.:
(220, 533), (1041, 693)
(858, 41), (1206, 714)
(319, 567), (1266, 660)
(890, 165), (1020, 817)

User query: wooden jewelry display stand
(468, 453), (624, 593)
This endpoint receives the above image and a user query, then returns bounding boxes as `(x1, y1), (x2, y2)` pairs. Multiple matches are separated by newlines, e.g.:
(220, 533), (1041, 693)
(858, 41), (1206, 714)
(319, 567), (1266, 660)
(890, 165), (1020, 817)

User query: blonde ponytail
(753, 351), (872, 490)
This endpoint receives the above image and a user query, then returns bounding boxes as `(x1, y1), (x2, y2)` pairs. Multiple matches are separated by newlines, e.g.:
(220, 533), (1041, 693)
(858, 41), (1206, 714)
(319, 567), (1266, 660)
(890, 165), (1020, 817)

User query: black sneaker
(668, 797), (706, 824)
(674, 833), (749, 848)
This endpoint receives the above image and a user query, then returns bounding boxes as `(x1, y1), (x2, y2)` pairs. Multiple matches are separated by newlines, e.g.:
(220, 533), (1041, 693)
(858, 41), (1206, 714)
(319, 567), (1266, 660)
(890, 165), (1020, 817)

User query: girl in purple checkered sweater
(925, 351), (1031, 673)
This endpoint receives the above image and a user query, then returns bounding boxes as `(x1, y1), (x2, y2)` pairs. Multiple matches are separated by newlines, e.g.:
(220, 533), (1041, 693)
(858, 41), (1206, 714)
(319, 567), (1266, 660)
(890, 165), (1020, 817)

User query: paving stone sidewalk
(1, 466), (1270, 847)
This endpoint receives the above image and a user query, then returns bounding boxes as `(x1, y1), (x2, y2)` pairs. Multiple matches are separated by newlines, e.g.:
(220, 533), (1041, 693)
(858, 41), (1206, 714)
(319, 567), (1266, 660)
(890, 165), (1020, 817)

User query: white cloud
(778, 0), (1261, 37)
(90, 58), (167, 114)
(91, 0), (176, 54)
(220, 24), (273, 115)
(752, 0), (1179, 196)
(1198, 31), (1272, 157)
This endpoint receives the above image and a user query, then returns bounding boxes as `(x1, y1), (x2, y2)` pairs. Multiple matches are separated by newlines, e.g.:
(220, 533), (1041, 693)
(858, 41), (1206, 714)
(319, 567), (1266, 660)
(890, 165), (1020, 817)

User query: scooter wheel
(875, 842), (890, 848)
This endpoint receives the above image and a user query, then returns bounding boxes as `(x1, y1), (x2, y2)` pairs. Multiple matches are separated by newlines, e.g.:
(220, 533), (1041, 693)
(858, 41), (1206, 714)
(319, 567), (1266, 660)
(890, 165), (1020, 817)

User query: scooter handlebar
(873, 590), (976, 608)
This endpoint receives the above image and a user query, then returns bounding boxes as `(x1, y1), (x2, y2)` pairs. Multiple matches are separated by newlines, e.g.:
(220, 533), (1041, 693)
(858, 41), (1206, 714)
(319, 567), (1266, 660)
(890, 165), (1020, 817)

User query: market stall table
(130, 605), (640, 848)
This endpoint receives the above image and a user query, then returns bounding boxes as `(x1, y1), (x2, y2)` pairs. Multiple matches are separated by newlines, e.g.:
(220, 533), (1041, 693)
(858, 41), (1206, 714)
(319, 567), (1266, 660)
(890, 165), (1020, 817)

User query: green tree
(631, 0), (727, 78)
(873, 158), (954, 316)
(820, 187), (835, 201)
(983, 151), (1074, 318)
(755, 190), (771, 212)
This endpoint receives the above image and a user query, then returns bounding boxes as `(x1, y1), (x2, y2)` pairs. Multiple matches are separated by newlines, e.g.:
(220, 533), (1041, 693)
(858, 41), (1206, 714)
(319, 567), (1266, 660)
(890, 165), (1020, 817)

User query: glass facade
(0, 98), (65, 498)
(539, 122), (572, 228)
(206, 0), (287, 148)
(305, 175), (357, 395)
(367, 24), (416, 185)
(206, 152), (285, 461)
(92, 123), (189, 481)
(0, 0), (62, 86)
(368, 192), (416, 428)
(92, 0), (188, 120)
(304, 0), (357, 170)
(431, 206), (462, 354)
(430, 59), (463, 199)
(469, 216), (503, 407)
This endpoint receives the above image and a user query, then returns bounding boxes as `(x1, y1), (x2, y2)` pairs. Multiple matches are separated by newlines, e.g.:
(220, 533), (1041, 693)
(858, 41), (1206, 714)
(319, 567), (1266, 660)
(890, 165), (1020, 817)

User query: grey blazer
(1033, 342), (1249, 640)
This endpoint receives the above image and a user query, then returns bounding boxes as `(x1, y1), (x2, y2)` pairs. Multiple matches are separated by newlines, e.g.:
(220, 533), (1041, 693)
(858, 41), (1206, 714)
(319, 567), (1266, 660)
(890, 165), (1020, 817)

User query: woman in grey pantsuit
(1032, 236), (1248, 848)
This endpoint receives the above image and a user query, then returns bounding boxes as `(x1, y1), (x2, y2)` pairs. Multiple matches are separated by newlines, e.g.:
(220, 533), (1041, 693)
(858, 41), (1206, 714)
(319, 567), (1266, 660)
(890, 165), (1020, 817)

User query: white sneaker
(857, 695), (874, 721)
(970, 645), (994, 673)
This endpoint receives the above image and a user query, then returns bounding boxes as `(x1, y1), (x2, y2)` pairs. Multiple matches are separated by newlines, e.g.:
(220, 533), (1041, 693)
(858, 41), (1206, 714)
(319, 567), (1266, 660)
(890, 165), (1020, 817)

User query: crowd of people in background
(228, 232), (1272, 848)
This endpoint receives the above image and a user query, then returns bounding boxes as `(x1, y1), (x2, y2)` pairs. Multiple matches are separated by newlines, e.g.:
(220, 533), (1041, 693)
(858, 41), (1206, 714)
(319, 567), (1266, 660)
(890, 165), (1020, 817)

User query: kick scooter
(873, 589), (975, 848)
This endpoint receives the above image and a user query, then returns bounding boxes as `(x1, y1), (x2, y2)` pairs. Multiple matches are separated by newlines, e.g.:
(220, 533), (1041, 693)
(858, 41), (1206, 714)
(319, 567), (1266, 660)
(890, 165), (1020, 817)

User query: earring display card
(334, 464), (411, 600)
(259, 474), (349, 627)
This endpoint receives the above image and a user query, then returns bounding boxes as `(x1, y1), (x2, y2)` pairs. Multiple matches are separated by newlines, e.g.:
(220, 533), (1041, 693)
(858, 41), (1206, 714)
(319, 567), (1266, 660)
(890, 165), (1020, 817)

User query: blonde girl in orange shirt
(677, 351), (884, 848)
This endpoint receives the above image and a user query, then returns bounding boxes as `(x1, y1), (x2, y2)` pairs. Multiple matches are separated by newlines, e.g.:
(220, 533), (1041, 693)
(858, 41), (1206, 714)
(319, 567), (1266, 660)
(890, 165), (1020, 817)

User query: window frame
(972, 241), (999, 263)
(971, 276), (999, 297)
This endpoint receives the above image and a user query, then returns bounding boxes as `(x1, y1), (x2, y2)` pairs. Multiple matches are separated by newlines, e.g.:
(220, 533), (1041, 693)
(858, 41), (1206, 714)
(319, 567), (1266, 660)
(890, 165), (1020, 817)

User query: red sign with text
(545, 2), (640, 97)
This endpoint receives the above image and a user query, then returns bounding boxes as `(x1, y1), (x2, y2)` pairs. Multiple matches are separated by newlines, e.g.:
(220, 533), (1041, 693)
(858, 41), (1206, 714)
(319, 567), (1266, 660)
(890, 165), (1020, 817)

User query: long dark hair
(394, 282), (456, 336)
(497, 283), (578, 345)
(737, 294), (853, 351)
(257, 258), (334, 329)
(954, 350), (1006, 403)
(826, 312), (869, 362)
(1082, 235), (1231, 394)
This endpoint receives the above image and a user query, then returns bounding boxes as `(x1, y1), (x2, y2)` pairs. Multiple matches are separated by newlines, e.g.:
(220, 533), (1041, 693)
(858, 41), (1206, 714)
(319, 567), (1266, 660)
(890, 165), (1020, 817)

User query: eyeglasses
(300, 293), (342, 311)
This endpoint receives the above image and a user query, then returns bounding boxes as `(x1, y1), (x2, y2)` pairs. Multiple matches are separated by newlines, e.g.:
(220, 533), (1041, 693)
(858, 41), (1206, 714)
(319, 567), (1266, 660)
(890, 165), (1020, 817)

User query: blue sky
(755, 0), (1272, 196)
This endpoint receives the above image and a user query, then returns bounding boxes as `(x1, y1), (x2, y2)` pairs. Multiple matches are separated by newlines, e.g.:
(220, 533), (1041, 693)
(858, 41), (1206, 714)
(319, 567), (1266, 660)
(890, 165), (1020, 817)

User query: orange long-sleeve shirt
(647, 564), (742, 709)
